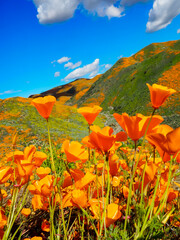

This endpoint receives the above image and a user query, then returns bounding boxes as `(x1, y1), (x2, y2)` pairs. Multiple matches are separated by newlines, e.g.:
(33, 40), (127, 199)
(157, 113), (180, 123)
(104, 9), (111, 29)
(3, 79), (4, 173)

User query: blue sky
(0, 0), (180, 99)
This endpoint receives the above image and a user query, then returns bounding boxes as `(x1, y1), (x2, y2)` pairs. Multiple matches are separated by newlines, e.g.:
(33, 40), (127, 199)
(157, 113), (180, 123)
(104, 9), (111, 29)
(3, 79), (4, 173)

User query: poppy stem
(47, 119), (56, 176)
(153, 145), (156, 163)
(124, 108), (156, 232)
(88, 124), (91, 166)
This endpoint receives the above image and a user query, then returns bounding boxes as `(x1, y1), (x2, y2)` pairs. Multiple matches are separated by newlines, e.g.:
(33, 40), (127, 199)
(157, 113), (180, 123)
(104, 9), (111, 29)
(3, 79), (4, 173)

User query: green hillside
(0, 97), (105, 157)
(69, 40), (180, 127)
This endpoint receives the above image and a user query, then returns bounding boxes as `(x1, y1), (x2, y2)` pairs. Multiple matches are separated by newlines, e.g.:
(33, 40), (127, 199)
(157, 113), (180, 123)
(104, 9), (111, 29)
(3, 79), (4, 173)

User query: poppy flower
(41, 219), (50, 232)
(62, 169), (84, 188)
(31, 195), (48, 211)
(28, 175), (55, 197)
(106, 203), (122, 227)
(0, 208), (7, 229)
(146, 83), (176, 109)
(89, 198), (104, 219)
(82, 125), (127, 154)
(75, 171), (96, 190)
(71, 189), (88, 208)
(62, 140), (88, 163)
(31, 95), (56, 120)
(146, 127), (180, 156)
(113, 113), (163, 142)
(21, 208), (31, 217)
(77, 105), (102, 125)
(0, 166), (13, 184)
(36, 167), (51, 179)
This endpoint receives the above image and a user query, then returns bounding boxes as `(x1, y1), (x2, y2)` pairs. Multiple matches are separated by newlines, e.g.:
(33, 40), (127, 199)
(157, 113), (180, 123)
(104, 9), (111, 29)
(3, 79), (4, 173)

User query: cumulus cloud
(0, 90), (22, 96)
(54, 71), (60, 77)
(33, 0), (80, 24)
(64, 61), (82, 69)
(33, 0), (125, 23)
(146, 0), (180, 32)
(64, 59), (99, 81)
(177, 29), (180, 34)
(105, 5), (125, 18)
(57, 57), (71, 64)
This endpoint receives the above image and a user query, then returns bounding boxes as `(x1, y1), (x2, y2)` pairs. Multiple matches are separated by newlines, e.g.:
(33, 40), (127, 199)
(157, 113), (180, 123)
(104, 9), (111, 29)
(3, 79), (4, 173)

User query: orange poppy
(75, 171), (96, 190)
(31, 95), (56, 120)
(146, 83), (176, 109)
(113, 113), (163, 142)
(62, 140), (88, 163)
(77, 105), (102, 125)
(82, 125), (127, 154)
(23, 237), (42, 240)
(146, 127), (180, 156)
(71, 189), (88, 208)
(106, 203), (122, 227)
(31, 195), (48, 211)
(28, 175), (55, 197)
(0, 166), (13, 184)
(36, 167), (51, 179)
(109, 154), (120, 176)
(21, 208), (31, 217)
(31, 237), (43, 240)
(89, 198), (104, 219)
(0, 208), (7, 229)
(41, 219), (50, 232)
(62, 169), (84, 188)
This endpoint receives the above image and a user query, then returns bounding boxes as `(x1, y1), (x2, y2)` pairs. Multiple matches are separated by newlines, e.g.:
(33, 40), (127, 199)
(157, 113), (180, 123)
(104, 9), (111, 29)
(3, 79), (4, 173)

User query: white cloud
(0, 90), (22, 96)
(104, 64), (112, 69)
(177, 29), (180, 34)
(120, 0), (148, 6)
(64, 61), (82, 69)
(146, 0), (180, 32)
(33, 0), (80, 24)
(57, 56), (71, 64)
(105, 5), (125, 19)
(64, 59), (99, 81)
(33, 0), (125, 23)
(54, 71), (60, 77)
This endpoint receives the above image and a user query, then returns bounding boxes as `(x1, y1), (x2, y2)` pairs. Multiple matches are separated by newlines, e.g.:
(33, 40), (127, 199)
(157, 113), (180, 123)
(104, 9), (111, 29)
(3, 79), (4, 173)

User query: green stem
(124, 108), (156, 232)
(59, 190), (68, 240)
(154, 156), (173, 216)
(47, 119), (56, 176)
(140, 159), (147, 206)
(137, 171), (161, 239)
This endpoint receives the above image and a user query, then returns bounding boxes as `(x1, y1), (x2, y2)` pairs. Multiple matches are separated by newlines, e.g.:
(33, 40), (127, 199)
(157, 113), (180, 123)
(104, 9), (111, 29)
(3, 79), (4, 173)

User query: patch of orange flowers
(0, 83), (179, 239)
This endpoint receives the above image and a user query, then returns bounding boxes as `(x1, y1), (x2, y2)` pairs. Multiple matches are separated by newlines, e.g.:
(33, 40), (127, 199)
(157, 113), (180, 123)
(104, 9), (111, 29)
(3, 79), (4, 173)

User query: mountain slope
(71, 40), (180, 127)
(29, 75), (102, 105)
(31, 40), (180, 127)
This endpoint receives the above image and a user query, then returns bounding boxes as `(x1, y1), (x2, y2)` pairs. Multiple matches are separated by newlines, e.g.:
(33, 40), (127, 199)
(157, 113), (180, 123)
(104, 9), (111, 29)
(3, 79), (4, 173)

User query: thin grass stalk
(2, 188), (18, 240)
(140, 159), (147, 205)
(94, 152), (101, 238)
(99, 156), (106, 237)
(59, 190), (68, 240)
(154, 156), (173, 216)
(80, 207), (99, 238)
(136, 171), (161, 239)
